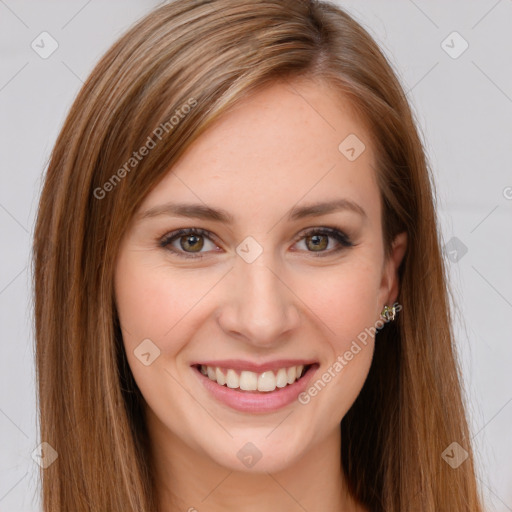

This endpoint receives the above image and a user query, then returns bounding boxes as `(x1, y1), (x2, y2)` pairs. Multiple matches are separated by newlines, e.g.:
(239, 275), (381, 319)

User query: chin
(199, 428), (312, 474)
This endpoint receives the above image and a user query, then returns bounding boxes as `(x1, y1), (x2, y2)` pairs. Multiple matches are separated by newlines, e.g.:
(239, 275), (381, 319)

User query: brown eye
(305, 234), (329, 251)
(159, 228), (218, 259)
(159, 226), (354, 260)
(294, 227), (354, 257)
(179, 233), (204, 252)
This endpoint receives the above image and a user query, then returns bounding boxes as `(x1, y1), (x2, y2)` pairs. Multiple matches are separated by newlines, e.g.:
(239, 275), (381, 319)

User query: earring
(381, 304), (397, 322)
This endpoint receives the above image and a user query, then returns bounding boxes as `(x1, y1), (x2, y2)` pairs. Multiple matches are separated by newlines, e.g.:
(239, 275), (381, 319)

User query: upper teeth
(200, 365), (306, 392)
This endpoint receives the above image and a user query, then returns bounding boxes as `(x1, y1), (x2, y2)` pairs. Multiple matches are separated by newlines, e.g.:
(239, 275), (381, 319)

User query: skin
(114, 77), (407, 512)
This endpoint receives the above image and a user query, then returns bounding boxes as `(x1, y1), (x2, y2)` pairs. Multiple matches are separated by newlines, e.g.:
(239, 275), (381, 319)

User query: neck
(146, 409), (362, 512)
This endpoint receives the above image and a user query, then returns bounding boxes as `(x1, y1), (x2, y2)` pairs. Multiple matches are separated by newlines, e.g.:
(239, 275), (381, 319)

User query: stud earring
(381, 304), (397, 322)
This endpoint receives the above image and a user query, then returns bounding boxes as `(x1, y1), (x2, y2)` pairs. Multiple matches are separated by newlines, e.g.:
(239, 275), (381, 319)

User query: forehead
(137, 78), (380, 225)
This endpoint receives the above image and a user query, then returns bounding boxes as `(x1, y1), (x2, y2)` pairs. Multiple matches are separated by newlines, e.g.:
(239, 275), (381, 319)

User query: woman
(32, 0), (484, 510)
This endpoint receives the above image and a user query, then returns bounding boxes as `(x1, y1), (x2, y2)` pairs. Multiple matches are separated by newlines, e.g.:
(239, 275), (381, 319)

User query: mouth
(192, 363), (315, 393)
(191, 361), (320, 413)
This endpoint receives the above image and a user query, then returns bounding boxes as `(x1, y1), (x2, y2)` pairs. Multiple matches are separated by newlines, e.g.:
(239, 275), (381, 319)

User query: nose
(216, 254), (301, 347)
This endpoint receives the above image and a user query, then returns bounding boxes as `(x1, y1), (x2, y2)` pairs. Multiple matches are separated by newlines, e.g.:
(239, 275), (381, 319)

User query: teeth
(240, 370), (258, 391)
(215, 367), (226, 386)
(276, 368), (288, 388)
(226, 369), (238, 389)
(258, 371), (276, 392)
(199, 364), (308, 392)
(286, 366), (296, 384)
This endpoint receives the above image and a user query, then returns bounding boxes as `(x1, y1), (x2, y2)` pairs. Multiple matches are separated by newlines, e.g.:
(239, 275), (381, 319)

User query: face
(114, 78), (406, 474)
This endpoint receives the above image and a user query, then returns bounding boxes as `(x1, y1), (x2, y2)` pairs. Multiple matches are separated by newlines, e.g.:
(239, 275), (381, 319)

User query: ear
(378, 231), (407, 310)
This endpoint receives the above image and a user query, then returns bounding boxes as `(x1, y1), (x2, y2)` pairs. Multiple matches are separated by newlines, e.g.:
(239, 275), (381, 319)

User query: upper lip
(191, 359), (318, 373)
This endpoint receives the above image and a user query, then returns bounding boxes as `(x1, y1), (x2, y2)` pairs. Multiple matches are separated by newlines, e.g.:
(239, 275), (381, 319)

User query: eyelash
(158, 227), (354, 260)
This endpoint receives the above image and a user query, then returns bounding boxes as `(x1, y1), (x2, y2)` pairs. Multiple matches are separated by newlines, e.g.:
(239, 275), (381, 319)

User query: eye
(159, 226), (354, 259)
(159, 228), (219, 259)
(293, 227), (354, 256)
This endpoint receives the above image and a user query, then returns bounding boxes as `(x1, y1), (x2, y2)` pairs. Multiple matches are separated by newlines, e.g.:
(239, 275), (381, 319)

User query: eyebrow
(137, 198), (367, 223)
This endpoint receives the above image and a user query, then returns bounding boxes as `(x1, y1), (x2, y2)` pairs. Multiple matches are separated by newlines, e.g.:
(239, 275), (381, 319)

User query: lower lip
(193, 364), (319, 413)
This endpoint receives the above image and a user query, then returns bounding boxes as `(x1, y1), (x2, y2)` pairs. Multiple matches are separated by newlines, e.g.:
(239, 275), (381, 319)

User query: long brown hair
(32, 0), (484, 510)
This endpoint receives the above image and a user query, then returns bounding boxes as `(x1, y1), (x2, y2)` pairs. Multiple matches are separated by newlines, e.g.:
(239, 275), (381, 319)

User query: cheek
(114, 254), (208, 347)
(114, 257), (199, 424)
(295, 257), (382, 403)
(294, 265), (381, 426)
(300, 260), (382, 347)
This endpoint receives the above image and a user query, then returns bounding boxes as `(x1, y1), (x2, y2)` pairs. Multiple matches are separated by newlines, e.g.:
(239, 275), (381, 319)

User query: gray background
(1, 0), (511, 510)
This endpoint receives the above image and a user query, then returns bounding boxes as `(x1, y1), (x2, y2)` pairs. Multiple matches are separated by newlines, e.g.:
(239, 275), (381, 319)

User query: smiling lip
(191, 360), (319, 413)
(190, 359), (317, 373)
